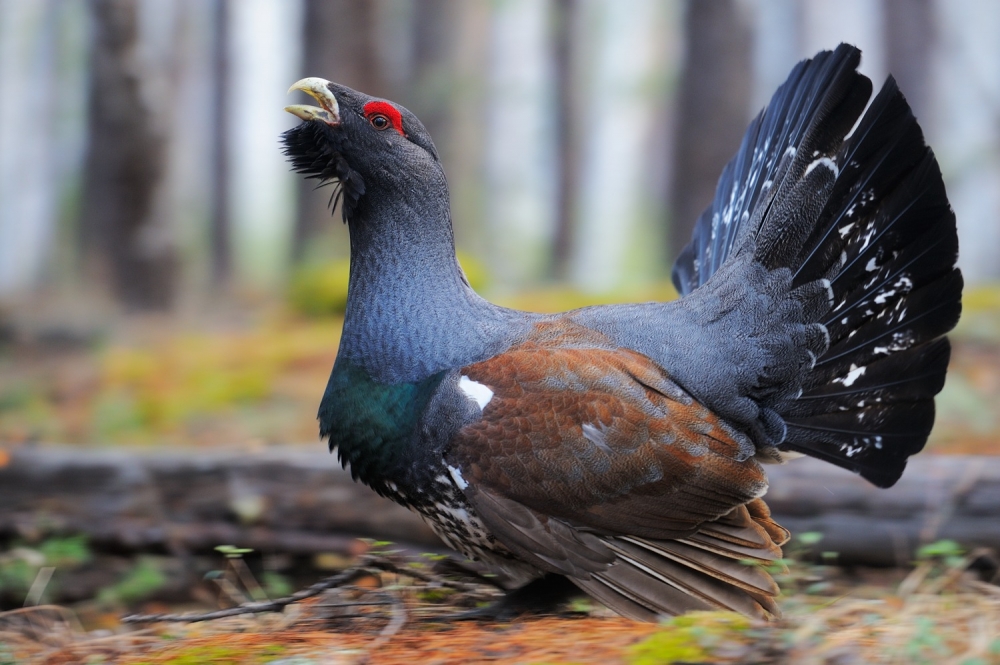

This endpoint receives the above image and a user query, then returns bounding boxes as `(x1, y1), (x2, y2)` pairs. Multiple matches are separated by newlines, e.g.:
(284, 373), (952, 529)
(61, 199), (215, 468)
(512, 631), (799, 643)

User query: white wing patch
(581, 423), (613, 454)
(459, 375), (494, 409)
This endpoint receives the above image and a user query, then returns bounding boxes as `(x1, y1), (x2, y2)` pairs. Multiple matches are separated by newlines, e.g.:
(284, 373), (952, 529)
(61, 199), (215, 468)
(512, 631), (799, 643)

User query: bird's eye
(370, 114), (390, 130)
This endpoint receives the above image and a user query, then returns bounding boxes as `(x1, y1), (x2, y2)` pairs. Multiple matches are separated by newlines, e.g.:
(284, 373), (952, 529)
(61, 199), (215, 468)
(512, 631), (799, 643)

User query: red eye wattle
(363, 101), (405, 136)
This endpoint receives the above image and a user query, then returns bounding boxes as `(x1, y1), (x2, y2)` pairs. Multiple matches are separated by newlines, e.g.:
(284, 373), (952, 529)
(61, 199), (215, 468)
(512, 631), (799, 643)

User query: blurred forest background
(2, 0), (1000, 451)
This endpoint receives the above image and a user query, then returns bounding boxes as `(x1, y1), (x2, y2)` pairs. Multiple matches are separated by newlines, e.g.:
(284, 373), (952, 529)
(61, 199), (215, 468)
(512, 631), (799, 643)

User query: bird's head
(282, 78), (441, 221)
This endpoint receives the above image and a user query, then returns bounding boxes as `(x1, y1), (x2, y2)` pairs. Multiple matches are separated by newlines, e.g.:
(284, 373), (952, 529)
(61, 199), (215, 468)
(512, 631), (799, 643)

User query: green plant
(261, 571), (292, 598)
(0, 535), (92, 600)
(96, 556), (168, 606)
(916, 539), (966, 567)
(215, 545), (254, 559)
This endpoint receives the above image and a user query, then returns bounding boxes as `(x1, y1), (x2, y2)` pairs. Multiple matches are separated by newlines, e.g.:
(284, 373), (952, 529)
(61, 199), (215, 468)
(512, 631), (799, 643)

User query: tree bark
(550, 0), (580, 280)
(209, 0), (232, 287)
(668, 0), (752, 262)
(80, 0), (176, 311)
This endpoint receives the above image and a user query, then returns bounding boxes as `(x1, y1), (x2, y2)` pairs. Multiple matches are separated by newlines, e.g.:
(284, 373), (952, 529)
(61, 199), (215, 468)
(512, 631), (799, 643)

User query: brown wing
(447, 320), (787, 619)
(450, 321), (769, 538)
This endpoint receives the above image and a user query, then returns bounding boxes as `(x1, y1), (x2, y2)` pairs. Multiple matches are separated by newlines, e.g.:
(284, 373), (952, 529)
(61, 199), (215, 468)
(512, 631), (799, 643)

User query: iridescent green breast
(319, 360), (445, 495)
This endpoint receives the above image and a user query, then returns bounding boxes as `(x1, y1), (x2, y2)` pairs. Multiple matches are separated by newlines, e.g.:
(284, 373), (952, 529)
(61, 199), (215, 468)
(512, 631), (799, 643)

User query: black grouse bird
(281, 44), (962, 621)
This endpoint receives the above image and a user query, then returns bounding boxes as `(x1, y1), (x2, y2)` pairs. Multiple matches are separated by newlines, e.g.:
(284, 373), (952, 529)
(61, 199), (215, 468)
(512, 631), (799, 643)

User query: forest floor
(3, 548), (1000, 665)
(1, 287), (1000, 663)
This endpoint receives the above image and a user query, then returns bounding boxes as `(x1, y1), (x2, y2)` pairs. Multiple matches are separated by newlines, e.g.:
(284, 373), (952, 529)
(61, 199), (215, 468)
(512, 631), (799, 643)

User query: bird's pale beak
(285, 77), (341, 126)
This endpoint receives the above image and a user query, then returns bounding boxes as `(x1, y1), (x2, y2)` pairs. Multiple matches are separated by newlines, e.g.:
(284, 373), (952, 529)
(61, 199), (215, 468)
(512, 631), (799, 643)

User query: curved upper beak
(285, 77), (341, 126)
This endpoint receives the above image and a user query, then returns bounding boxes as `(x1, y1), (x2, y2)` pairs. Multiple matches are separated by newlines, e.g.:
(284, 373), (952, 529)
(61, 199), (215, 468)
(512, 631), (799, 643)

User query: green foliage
(916, 539), (965, 567)
(38, 534), (92, 567)
(796, 531), (824, 546)
(0, 535), (91, 600)
(261, 571), (292, 598)
(215, 545), (254, 559)
(628, 612), (752, 665)
(419, 552), (448, 562)
(96, 556), (168, 606)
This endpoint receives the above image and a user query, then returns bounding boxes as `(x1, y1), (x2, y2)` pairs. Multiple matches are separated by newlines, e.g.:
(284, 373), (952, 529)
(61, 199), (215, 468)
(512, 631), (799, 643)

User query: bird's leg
(449, 574), (582, 621)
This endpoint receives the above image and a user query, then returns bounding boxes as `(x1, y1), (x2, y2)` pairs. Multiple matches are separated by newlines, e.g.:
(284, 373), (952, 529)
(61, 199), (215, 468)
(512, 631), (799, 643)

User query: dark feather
(671, 45), (961, 488)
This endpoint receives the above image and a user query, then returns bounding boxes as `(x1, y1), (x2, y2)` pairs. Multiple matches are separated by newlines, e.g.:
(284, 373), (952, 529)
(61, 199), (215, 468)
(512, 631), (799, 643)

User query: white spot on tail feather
(459, 376), (493, 409)
(833, 364), (867, 387)
(804, 157), (839, 178)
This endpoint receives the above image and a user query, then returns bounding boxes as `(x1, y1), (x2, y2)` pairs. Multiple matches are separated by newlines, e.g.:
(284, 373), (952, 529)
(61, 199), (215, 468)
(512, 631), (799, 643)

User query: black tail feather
(671, 44), (961, 488)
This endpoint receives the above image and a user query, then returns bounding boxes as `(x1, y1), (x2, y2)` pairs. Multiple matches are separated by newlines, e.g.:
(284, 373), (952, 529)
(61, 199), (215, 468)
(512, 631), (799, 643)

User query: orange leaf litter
(45, 617), (660, 665)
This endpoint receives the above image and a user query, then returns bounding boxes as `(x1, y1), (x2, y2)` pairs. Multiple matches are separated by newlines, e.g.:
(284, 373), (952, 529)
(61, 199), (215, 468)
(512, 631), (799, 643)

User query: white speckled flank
(459, 375), (494, 409)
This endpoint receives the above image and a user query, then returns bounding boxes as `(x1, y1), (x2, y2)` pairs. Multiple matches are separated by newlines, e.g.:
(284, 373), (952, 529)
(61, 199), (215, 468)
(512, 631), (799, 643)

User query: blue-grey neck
(337, 164), (532, 384)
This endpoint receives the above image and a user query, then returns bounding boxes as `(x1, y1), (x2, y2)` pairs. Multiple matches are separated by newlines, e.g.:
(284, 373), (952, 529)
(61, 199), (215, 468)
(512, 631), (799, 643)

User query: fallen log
(1, 446), (998, 566)
(764, 454), (1000, 566)
(0, 446), (440, 556)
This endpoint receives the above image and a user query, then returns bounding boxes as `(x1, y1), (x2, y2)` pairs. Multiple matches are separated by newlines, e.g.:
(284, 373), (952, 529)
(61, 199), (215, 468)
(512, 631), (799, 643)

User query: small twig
(362, 556), (492, 594)
(212, 575), (250, 606)
(230, 557), (268, 601)
(121, 564), (374, 624)
(120, 553), (495, 625)
(24, 567), (55, 607)
(364, 591), (407, 651)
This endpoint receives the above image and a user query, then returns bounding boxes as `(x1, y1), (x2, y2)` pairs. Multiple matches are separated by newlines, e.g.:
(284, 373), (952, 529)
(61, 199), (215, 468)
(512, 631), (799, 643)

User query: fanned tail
(672, 44), (962, 488)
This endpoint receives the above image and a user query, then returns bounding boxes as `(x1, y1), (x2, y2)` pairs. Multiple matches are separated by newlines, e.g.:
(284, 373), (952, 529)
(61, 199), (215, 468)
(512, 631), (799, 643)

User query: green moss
(628, 612), (752, 665)
(134, 643), (286, 665)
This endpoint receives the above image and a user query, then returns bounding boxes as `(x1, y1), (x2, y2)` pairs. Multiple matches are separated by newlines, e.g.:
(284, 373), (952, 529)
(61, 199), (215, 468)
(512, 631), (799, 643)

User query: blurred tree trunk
(210, 0), (231, 287)
(79, 0), (175, 311)
(551, 0), (580, 280)
(293, 0), (388, 262)
(410, 0), (456, 156)
(668, 0), (751, 261)
(882, 0), (933, 121)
